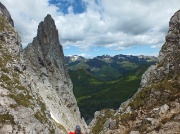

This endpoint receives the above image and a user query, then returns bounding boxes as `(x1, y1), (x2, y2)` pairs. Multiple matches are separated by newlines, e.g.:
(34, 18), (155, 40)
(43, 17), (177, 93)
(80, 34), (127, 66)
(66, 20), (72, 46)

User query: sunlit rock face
(23, 14), (87, 132)
(0, 2), (87, 133)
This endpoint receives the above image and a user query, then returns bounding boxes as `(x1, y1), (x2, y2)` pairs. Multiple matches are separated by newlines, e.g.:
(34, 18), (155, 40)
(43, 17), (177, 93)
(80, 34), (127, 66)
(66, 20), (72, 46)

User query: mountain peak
(38, 14), (56, 32)
(36, 14), (60, 56)
(27, 13), (66, 68)
(23, 14), (87, 132)
(44, 14), (53, 21)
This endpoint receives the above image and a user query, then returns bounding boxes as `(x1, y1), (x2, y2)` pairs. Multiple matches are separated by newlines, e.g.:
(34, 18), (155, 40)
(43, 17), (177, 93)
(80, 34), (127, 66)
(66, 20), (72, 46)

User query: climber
(69, 125), (82, 134)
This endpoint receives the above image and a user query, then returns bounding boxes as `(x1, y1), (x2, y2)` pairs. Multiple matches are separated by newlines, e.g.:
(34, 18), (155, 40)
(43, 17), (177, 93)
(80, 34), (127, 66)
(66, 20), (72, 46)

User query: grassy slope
(70, 65), (148, 120)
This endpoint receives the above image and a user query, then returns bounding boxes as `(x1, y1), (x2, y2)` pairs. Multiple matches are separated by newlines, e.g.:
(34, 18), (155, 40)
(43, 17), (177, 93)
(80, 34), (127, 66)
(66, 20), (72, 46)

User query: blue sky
(1, 0), (180, 58)
(49, 0), (87, 14)
(49, 0), (165, 57)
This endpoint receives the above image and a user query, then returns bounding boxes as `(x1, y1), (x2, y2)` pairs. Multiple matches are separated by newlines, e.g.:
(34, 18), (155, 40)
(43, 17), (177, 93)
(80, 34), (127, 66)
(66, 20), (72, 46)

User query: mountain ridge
(65, 54), (158, 81)
(1, 2), (179, 134)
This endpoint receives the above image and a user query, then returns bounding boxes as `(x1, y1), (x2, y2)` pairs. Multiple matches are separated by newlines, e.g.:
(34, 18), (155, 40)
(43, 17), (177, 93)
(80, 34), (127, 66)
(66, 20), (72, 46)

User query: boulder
(156, 104), (169, 116)
(104, 118), (116, 130)
(109, 119), (116, 130)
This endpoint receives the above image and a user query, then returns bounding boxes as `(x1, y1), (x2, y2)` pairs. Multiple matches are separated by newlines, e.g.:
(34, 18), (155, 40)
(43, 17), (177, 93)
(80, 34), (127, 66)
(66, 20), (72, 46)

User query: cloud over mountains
(1, 0), (180, 55)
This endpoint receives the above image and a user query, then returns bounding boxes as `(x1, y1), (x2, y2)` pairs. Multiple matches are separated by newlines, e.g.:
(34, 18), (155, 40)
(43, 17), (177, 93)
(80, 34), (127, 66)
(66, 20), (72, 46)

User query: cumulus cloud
(1, 0), (180, 52)
(1, 0), (60, 47)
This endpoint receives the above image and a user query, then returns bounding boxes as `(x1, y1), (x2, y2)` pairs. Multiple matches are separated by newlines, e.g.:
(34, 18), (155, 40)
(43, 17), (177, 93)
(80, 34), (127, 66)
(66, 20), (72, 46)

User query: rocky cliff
(23, 14), (87, 132)
(0, 2), (87, 133)
(89, 10), (180, 134)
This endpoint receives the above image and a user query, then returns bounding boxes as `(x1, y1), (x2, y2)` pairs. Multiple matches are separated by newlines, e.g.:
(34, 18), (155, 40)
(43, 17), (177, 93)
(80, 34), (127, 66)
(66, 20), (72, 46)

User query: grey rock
(130, 131), (140, 134)
(173, 114), (180, 121)
(140, 65), (156, 88)
(125, 106), (132, 113)
(0, 2), (87, 134)
(23, 14), (87, 132)
(94, 111), (101, 117)
(0, 2), (14, 26)
(104, 118), (111, 128)
(156, 104), (169, 116)
(103, 118), (116, 130)
(109, 119), (116, 130)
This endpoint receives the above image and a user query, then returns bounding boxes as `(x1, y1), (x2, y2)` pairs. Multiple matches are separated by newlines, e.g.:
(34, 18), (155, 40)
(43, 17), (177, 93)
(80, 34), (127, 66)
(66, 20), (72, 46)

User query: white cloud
(79, 53), (92, 58)
(1, 0), (180, 53)
(1, 0), (60, 47)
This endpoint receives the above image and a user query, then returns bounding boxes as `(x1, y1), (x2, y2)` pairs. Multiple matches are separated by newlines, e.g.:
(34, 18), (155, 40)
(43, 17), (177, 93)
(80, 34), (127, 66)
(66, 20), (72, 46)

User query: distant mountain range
(65, 54), (158, 121)
(65, 54), (158, 81)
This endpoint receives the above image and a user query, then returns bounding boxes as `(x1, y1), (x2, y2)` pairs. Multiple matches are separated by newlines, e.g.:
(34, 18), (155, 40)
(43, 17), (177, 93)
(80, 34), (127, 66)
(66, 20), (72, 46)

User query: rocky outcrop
(140, 10), (180, 87)
(89, 10), (180, 134)
(0, 2), (87, 134)
(23, 14), (87, 132)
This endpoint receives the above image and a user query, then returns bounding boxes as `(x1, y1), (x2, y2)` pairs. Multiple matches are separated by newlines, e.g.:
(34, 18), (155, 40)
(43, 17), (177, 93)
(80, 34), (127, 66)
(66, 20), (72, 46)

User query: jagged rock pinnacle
(0, 2), (14, 27)
(36, 14), (64, 62)
(25, 14), (66, 74)
(23, 14), (87, 132)
(159, 10), (180, 62)
(0, 2), (87, 133)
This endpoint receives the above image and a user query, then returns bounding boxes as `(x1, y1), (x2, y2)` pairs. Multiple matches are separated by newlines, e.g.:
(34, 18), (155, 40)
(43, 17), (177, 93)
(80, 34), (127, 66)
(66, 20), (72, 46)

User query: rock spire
(0, 2), (87, 133)
(23, 14), (87, 132)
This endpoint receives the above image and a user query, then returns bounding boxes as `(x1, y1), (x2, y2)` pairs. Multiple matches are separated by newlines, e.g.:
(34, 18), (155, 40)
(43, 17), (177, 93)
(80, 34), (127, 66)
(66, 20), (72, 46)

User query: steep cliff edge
(23, 14), (87, 132)
(89, 10), (180, 134)
(0, 2), (87, 133)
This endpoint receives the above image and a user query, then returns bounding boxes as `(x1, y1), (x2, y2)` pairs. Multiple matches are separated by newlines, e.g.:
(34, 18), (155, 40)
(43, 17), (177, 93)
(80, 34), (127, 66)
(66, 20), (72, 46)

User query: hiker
(69, 125), (82, 134)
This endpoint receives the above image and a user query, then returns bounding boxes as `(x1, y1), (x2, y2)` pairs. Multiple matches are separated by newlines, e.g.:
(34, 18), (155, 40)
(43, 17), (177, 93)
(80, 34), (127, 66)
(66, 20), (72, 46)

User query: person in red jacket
(69, 125), (82, 134)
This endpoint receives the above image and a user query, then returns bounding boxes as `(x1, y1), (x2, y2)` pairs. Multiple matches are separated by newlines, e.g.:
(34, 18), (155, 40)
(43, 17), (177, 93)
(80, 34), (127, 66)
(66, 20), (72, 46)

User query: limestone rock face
(0, 2), (62, 133)
(23, 14), (87, 132)
(140, 10), (180, 87)
(159, 10), (180, 62)
(89, 10), (180, 134)
(0, 2), (21, 55)
(0, 2), (87, 133)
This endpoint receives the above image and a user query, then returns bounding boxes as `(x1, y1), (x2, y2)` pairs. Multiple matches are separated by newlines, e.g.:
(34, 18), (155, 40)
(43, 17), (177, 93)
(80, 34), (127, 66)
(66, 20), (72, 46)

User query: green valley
(69, 65), (150, 121)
